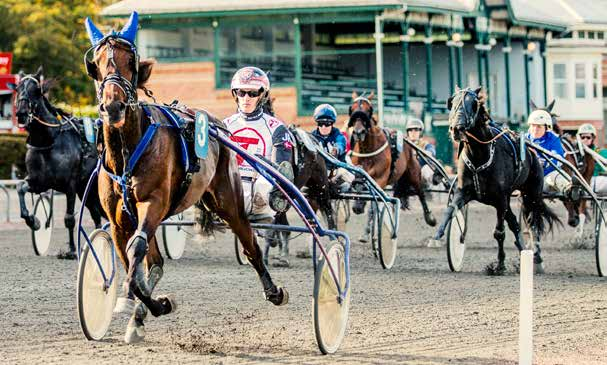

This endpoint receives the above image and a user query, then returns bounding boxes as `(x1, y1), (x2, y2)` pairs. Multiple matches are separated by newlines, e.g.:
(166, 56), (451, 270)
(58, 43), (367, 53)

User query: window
(575, 63), (586, 98)
(589, 31), (596, 39)
(598, 32), (604, 40)
(593, 63), (601, 99)
(577, 31), (586, 39)
(553, 63), (567, 98)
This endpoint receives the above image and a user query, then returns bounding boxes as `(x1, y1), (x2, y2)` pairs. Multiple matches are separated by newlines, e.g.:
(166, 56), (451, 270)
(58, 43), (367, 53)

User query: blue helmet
(313, 104), (337, 124)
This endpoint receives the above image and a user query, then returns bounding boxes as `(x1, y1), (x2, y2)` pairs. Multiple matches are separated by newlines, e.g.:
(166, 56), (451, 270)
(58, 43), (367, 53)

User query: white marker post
(519, 250), (534, 365)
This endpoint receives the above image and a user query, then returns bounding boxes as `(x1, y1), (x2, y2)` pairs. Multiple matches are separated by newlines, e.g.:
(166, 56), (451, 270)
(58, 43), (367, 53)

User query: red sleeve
(342, 131), (350, 152)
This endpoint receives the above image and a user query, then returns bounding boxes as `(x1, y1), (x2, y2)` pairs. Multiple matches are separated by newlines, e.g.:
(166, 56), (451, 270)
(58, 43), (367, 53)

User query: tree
(2, 0), (119, 105)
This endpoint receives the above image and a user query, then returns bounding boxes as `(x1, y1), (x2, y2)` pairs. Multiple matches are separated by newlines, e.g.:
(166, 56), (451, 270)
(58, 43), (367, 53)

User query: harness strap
(348, 141), (389, 158)
(462, 141), (496, 198)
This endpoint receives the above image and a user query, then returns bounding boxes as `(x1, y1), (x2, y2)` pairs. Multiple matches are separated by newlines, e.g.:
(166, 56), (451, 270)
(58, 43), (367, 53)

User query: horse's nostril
(99, 103), (106, 113)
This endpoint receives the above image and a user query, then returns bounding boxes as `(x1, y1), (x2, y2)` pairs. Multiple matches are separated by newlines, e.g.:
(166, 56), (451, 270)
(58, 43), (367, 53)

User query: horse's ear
(547, 99), (555, 112)
(368, 91), (375, 100)
(455, 85), (461, 92)
(18, 70), (24, 78)
(529, 99), (538, 111)
(447, 96), (453, 110)
(351, 90), (358, 100)
(348, 105), (352, 116)
(35, 65), (43, 80)
(85, 59), (98, 80)
(137, 59), (155, 88)
(474, 86), (482, 95)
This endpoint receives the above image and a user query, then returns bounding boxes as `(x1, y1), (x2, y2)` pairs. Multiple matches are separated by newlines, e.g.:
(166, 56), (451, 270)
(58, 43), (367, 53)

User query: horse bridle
(84, 36), (139, 114)
(348, 97), (373, 128)
(449, 89), (481, 132)
(16, 76), (65, 129)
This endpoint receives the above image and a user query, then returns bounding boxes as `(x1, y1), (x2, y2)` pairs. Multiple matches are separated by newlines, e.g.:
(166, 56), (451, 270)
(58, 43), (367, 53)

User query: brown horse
(85, 15), (286, 344)
(347, 91), (436, 241)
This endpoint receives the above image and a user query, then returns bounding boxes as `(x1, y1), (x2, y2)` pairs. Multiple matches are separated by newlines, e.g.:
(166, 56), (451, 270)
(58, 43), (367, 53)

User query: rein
(464, 129), (507, 145)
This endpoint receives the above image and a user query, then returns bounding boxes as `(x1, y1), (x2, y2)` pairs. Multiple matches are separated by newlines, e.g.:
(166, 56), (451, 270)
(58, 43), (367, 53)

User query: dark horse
(8, 67), (103, 258)
(266, 125), (336, 266)
(347, 91), (436, 241)
(434, 87), (560, 274)
(530, 100), (595, 235)
(85, 13), (286, 343)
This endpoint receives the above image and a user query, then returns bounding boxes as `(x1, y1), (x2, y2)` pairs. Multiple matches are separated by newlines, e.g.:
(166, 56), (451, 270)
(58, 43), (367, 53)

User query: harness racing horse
(265, 126), (336, 266)
(529, 100), (596, 236)
(434, 87), (560, 274)
(8, 67), (104, 258)
(84, 13), (287, 343)
(348, 91), (436, 241)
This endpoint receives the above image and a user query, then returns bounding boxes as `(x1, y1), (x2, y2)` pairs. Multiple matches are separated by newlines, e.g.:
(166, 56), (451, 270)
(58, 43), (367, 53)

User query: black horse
(9, 67), (104, 258)
(434, 87), (560, 274)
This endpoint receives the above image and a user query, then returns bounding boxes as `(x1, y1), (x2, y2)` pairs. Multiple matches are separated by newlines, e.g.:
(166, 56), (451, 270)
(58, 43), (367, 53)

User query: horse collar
(462, 141), (496, 197)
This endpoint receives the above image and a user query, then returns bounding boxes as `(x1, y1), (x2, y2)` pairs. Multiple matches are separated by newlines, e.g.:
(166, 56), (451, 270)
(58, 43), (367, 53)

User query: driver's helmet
(405, 117), (425, 133)
(527, 110), (553, 129)
(230, 66), (270, 94)
(313, 104), (337, 125)
(577, 123), (596, 137)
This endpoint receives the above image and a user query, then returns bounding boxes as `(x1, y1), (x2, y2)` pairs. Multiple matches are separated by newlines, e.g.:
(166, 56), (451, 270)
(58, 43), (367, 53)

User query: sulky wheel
(313, 240), (350, 354)
(77, 229), (117, 341)
(31, 193), (53, 256)
(446, 205), (468, 272)
(162, 213), (187, 260)
(377, 203), (397, 270)
(595, 202), (607, 277)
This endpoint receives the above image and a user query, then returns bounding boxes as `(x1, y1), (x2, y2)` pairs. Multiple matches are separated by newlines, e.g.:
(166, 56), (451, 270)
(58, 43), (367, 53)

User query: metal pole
(424, 24), (433, 117)
(447, 31), (455, 94)
(504, 35), (512, 121)
(524, 39), (531, 117)
(294, 18), (303, 117)
(456, 44), (463, 87)
(212, 20), (221, 89)
(483, 48), (490, 109)
(540, 40), (547, 105)
(401, 22), (410, 113)
(375, 15), (384, 125)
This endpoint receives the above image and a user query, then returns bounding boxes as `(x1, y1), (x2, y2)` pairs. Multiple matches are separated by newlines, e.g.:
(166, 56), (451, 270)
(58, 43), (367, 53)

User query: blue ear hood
(85, 11), (138, 47)
(118, 12), (138, 44)
(85, 17), (104, 46)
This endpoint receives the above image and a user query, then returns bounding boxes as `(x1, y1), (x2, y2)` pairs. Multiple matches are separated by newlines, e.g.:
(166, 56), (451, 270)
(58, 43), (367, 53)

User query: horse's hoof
(534, 262), (545, 275)
(272, 257), (290, 268)
(157, 294), (177, 315)
(425, 214), (437, 227)
(265, 286), (288, 306)
(426, 239), (442, 248)
(124, 323), (145, 344)
(358, 233), (370, 243)
(28, 215), (41, 231)
(485, 261), (506, 276)
(114, 297), (137, 314)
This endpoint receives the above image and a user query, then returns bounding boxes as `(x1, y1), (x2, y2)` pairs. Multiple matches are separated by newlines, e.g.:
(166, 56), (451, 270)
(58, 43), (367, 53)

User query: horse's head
(8, 67), (48, 129)
(348, 90), (375, 143)
(447, 86), (486, 142)
(84, 12), (154, 128)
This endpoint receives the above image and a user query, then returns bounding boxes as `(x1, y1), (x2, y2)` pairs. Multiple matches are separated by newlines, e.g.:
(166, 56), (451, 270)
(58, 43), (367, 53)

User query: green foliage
(0, 133), (27, 179)
(1, 0), (120, 106)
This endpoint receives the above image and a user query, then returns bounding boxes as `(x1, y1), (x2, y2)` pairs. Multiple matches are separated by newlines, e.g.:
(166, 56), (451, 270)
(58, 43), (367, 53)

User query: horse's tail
(522, 194), (561, 238)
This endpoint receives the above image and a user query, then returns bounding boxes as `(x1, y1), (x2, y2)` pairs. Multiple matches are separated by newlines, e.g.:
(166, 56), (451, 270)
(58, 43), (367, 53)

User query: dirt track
(0, 191), (606, 364)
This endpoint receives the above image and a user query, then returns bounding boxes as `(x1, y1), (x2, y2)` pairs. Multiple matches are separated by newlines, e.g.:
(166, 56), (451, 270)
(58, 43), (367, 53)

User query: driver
(525, 109), (574, 198)
(311, 103), (355, 192)
(223, 67), (294, 218)
(405, 117), (437, 187)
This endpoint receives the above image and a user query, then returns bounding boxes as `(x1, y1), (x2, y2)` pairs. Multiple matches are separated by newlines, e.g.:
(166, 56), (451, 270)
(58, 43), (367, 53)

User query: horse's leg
(493, 203), (507, 274)
(125, 234), (165, 343)
(269, 212), (290, 267)
(17, 180), (38, 229)
(410, 175), (436, 227)
(88, 203), (103, 229)
(124, 201), (176, 319)
(504, 206), (525, 252)
(434, 188), (469, 240)
(63, 191), (77, 258)
(359, 202), (374, 243)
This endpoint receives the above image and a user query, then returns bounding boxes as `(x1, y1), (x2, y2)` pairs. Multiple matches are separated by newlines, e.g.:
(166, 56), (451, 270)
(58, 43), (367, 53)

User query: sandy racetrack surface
(0, 191), (606, 364)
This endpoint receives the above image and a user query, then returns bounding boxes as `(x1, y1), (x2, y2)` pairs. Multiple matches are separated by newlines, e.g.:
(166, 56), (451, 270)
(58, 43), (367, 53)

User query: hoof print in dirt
(484, 261), (507, 276)
(57, 250), (77, 260)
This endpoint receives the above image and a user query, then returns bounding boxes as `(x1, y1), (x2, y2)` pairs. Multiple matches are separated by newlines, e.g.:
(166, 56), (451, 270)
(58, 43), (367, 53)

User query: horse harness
(562, 137), (586, 171)
(98, 103), (203, 225)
